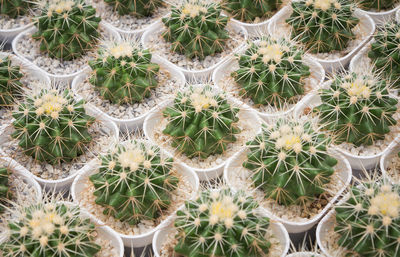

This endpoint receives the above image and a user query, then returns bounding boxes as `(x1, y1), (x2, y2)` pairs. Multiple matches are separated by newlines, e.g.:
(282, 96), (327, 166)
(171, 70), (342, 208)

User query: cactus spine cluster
(174, 188), (272, 257)
(161, 0), (230, 60)
(335, 179), (400, 257)
(314, 72), (398, 146)
(0, 0), (30, 18)
(162, 85), (241, 159)
(0, 56), (24, 107)
(222, 0), (282, 22)
(357, 0), (398, 11)
(0, 201), (101, 256)
(243, 117), (337, 206)
(33, 0), (101, 61)
(0, 166), (11, 213)
(104, 0), (164, 16)
(231, 36), (311, 107)
(88, 41), (160, 105)
(11, 86), (96, 165)
(286, 0), (359, 53)
(89, 140), (179, 225)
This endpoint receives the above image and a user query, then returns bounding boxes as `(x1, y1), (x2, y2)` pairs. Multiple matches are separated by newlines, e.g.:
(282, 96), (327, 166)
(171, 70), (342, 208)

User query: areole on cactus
(221, 0), (282, 22)
(104, 0), (164, 16)
(0, 56), (24, 107)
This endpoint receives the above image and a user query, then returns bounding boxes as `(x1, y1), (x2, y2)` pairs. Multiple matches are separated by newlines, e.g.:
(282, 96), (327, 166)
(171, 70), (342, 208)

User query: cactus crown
(0, 166), (11, 213)
(104, 0), (164, 16)
(357, 0), (398, 11)
(0, 200), (101, 256)
(32, 0), (101, 61)
(286, 0), (359, 53)
(368, 21), (400, 88)
(11, 85), (96, 165)
(0, 0), (30, 18)
(335, 179), (400, 257)
(314, 71), (398, 146)
(88, 40), (160, 105)
(231, 36), (311, 107)
(89, 139), (179, 225)
(174, 188), (272, 257)
(162, 85), (241, 159)
(222, 0), (282, 22)
(161, 0), (230, 60)
(243, 116), (337, 206)
(0, 56), (24, 107)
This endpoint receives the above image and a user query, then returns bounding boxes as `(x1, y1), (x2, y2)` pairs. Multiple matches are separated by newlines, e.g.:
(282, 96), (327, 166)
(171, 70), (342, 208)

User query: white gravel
(0, 15), (31, 30)
(384, 151), (400, 183)
(320, 214), (348, 257)
(93, 231), (119, 257)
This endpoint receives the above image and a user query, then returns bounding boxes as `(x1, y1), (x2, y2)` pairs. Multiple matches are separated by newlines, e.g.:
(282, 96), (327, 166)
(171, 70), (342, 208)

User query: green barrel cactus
(161, 0), (230, 60)
(174, 188), (272, 257)
(0, 166), (11, 213)
(11, 87), (96, 165)
(162, 85), (241, 159)
(104, 0), (164, 16)
(0, 201), (101, 256)
(88, 41), (160, 105)
(314, 71), (398, 146)
(286, 0), (359, 53)
(231, 36), (311, 107)
(0, 56), (24, 107)
(357, 0), (398, 11)
(89, 140), (179, 225)
(222, 0), (281, 22)
(243, 117), (337, 206)
(335, 180), (400, 257)
(32, 0), (101, 61)
(0, 0), (30, 18)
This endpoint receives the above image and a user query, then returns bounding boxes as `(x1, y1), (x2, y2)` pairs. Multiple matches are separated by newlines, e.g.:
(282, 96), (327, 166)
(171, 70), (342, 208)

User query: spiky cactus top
(368, 21), (400, 88)
(0, 0), (30, 18)
(11, 87), (96, 165)
(174, 188), (272, 257)
(32, 0), (101, 61)
(89, 140), (179, 225)
(243, 117), (337, 206)
(335, 180), (400, 257)
(104, 0), (164, 16)
(357, 0), (398, 11)
(161, 1), (230, 60)
(222, 0), (281, 22)
(162, 85), (241, 159)
(314, 72), (398, 146)
(0, 201), (101, 256)
(88, 41), (160, 105)
(0, 56), (24, 107)
(231, 37), (311, 107)
(0, 166), (11, 213)
(286, 0), (359, 53)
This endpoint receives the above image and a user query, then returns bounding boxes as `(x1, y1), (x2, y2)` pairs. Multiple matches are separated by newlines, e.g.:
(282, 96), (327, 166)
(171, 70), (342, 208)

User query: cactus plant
(0, 166), (11, 213)
(286, 0), (359, 53)
(334, 179), (400, 257)
(174, 188), (272, 257)
(89, 140), (179, 225)
(243, 116), (337, 206)
(357, 0), (398, 11)
(32, 0), (101, 61)
(368, 21), (400, 88)
(313, 71), (398, 146)
(222, 0), (282, 22)
(162, 85), (241, 159)
(0, 200), (101, 256)
(231, 36), (311, 107)
(11, 86), (96, 165)
(161, 0), (230, 60)
(104, 0), (164, 16)
(88, 41), (160, 105)
(0, 56), (24, 107)
(0, 0), (30, 18)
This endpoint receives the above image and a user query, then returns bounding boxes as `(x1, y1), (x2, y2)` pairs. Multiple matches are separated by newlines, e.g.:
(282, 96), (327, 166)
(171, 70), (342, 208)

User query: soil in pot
(384, 151), (400, 182)
(0, 14), (31, 30)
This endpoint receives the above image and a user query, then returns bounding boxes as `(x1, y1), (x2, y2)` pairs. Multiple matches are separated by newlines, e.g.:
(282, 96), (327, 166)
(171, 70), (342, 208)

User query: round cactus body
(89, 140), (179, 225)
(357, 0), (398, 11)
(174, 188), (272, 257)
(0, 56), (24, 107)
(162, 85), (241, 159)
(104, 0), (164, 16)
(0, 0), (30, 18)
(11, 87), (96, 165)
(32, 0), (101, 61)
(286, 0), (359, 53)
(88, 41), (160, 105)
(222, 0), (281, 22)
(161, 0), (230, 60)
(232, 37), (311, 107)
(0, 166), (11, 213)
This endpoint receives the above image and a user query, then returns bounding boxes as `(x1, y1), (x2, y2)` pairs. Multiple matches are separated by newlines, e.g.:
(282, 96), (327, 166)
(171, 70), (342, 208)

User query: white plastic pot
(380, 139), (400, 184)
(229, 17), (270, 36)
(71, 55), (186, 132)
(141, 20), (248, 80)
(359, 5), (400, 25)
(0, 106), (119, 191)
(12, 23), (121, 84)
(212, 53), (325, 121)
(143, 97), (262, 181)
(286, 253), (324, 257)
(71, 147), (199, 248)
(224, 147), (351, 233)
(349, 44), (370, 73)
(0, 21), (33, 43)
(268, 6), (375, 72)
(152, 218), (290, 257)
